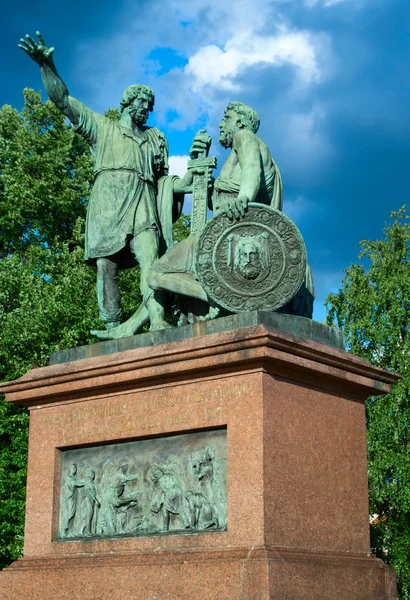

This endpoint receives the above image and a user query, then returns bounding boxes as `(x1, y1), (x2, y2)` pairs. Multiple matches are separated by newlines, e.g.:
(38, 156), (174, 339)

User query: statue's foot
(198, 304), (220, 322)
(90, 303), (149, 340)
(90, 321), (136, 340)
(149, 318), (172, 332)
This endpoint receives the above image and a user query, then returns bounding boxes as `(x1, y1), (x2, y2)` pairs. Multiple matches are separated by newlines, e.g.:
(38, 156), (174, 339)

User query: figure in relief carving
(133, 515), (160, 535)
(185, 490), (218, 530)
(190, 445), (227, 529)
(62, 463), (85, 537)
(58, 433), (228, 539)
(150, 462), (189, 532)
(79, 467), (100, 536)
(98, 463), (139, 535)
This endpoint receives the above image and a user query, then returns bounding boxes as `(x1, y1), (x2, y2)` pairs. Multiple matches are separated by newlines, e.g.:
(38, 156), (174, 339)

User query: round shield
(194, 203), (307, 313)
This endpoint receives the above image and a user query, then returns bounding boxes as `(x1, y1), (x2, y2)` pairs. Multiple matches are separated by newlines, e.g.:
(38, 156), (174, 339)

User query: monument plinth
(0, 314), (398, 599)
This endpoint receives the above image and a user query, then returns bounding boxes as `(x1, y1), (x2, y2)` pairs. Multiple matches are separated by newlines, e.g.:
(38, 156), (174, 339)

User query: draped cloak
(71, 98), (182, 269)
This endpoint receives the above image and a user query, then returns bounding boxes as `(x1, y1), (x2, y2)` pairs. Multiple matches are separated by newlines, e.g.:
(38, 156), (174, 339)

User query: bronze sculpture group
(20, 32), (314, 340)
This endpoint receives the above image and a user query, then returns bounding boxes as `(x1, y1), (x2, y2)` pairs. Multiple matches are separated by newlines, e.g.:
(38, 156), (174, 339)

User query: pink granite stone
(0, 324), (398, 599)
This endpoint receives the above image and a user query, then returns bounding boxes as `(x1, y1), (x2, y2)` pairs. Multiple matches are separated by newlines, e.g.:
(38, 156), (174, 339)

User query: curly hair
(120, 84), (155, 113)
(226, 101), (260, 134)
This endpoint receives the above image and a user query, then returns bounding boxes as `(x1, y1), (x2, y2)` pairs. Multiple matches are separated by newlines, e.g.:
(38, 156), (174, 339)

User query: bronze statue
(20, 32), (313, 337)
(19, 32), (201, 332)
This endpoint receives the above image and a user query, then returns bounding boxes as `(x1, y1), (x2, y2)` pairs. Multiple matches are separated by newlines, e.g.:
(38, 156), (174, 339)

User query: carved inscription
(42, 402), (129, 426)
(43, 383), (250, 439)
(58, 429), (227, 540)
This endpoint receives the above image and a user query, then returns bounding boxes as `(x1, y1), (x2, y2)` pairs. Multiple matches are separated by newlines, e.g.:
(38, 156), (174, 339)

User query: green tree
(0, 90), (93, 255)
(0, 89), (98, 568)
(0, 89), (189, 568)
(326, 207), (410, 600)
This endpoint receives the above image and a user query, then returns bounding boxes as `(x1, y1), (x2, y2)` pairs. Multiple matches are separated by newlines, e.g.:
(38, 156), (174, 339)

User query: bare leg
(147, 271), (208, 303)
(91, 229), (169, 340)
(147, 270), (219, 321)
(130, 229), (171, 332)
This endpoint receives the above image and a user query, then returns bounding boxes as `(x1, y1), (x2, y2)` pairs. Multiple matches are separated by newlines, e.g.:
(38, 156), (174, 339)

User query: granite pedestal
(0, 314), (398, 599)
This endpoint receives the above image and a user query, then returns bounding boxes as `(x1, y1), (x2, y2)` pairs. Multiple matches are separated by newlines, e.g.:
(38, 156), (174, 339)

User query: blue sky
(2, 0), (410, 322)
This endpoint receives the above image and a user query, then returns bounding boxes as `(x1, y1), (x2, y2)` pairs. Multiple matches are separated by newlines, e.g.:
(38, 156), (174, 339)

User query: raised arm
(18, 31), (80, 125)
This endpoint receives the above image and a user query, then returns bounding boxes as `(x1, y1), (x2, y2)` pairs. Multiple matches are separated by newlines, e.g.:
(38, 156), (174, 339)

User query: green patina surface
(19, 32), (198, 334)
(58, 430), (227, 540)
(20, 33), (316, 343)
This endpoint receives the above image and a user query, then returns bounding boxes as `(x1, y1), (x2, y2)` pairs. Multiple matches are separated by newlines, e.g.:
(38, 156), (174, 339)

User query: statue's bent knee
(146, 270), (160, 291)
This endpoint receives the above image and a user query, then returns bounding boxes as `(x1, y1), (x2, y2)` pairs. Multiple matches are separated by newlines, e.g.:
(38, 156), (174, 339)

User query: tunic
(71, 99), (180, 269)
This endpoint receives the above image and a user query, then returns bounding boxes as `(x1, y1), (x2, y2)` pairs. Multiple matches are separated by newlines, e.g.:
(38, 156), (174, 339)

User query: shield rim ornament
(194, 203), (307, 313)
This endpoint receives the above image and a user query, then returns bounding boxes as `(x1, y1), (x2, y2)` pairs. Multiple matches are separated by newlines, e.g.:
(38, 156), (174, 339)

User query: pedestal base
(0, 316), (398, 599)
(2, 548), (396, 600)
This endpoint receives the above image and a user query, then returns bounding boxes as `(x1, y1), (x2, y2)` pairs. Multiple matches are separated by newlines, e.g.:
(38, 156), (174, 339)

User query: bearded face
(218, 109), (240, 148)
(236, 241), (262, 280)
(129, 92), (151, 126)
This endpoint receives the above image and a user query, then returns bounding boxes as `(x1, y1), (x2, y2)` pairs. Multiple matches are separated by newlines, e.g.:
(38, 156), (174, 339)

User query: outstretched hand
(18, 31), (55, 66)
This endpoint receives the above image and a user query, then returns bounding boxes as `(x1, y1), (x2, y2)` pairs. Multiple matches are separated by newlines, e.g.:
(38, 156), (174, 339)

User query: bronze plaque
(58, 428), (227, 540)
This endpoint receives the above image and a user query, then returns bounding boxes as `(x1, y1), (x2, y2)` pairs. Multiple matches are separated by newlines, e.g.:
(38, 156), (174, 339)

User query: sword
(188, 129), (217, 234)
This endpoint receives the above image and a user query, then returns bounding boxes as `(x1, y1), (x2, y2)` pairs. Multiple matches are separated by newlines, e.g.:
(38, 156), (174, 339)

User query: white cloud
(287, 108), (323, 147)
(185, 28), (322, 92)
(168, 155), (192, 216)
(69, 0), (335, 179)
(168, 155), (189, 178)
(72, 0), (332, 129)
(170, 0), (274, 42)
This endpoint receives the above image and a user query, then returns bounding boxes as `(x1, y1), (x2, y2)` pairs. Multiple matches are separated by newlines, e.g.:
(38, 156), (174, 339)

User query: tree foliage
(0, 90), (189, 568)
(326, 207), (410, 599)
(0, 90), (93, 255)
